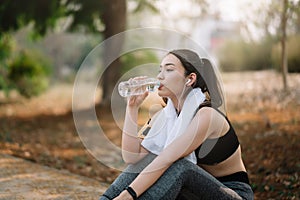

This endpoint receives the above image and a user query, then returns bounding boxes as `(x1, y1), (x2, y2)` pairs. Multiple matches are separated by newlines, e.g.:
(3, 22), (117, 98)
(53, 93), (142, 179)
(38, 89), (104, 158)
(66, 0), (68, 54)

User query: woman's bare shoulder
(195, 106), (228, 127)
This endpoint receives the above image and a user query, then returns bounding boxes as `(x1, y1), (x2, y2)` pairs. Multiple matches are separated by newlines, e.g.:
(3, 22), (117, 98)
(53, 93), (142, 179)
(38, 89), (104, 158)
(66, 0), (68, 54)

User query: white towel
(141, 88), (206, 163)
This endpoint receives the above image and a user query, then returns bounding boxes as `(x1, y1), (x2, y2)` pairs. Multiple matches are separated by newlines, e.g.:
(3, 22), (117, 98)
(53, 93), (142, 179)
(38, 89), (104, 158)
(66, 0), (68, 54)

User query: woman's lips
(158, 84), (164, 90)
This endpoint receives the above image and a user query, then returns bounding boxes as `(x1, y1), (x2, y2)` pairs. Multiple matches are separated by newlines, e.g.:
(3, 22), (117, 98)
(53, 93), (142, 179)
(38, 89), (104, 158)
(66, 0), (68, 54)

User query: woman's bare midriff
(198, 146), (247, 177)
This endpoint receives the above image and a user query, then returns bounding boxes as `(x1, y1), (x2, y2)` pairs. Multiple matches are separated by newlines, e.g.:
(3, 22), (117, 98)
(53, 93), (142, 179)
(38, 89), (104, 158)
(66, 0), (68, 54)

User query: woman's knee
(163, 159), (197, 181)
(169, 159), (196, 172)
(124, 153), (157, 173)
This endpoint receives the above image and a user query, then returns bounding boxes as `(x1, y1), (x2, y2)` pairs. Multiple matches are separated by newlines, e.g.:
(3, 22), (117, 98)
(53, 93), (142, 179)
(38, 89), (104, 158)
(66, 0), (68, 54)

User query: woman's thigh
(161, 159), (244, 200)
(140, 158), (240, 200)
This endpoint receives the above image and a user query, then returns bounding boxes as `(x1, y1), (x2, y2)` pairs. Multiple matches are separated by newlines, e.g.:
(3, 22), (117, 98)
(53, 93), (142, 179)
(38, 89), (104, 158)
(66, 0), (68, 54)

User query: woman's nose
(157, 71), (164, 80)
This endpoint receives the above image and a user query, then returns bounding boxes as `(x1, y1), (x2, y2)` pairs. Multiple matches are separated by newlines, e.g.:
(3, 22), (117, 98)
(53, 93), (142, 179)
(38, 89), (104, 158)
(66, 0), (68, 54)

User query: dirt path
(0, 154), (108, 200)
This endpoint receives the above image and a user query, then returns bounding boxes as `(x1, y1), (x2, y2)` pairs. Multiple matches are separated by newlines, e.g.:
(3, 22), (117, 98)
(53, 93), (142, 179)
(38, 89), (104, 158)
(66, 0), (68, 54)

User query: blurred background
(0, 0), (299, 199)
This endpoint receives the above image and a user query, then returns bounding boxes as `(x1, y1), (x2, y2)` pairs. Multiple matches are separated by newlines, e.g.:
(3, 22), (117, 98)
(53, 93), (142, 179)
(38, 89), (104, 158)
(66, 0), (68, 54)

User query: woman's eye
(158, 68), (173, 73)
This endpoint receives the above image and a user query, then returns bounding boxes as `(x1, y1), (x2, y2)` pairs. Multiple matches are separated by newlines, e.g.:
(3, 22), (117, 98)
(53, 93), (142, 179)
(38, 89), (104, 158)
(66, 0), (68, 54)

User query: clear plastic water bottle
(118, 77), (160, 97)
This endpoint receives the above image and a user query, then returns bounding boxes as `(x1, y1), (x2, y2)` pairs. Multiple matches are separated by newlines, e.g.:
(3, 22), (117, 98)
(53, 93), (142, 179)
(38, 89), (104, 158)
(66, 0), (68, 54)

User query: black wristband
(125, 186), (137, 200)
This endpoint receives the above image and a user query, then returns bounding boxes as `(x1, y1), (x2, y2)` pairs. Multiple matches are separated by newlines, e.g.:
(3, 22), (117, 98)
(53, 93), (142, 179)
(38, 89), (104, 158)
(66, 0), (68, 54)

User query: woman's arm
(122, 105), (149, 163)
(121, 89), (152, 164)
(115, 107), (219, 199)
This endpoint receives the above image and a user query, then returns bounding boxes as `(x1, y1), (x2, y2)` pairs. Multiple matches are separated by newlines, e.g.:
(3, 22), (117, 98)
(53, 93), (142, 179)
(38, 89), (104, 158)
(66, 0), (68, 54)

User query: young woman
(100, 49), (254, 200)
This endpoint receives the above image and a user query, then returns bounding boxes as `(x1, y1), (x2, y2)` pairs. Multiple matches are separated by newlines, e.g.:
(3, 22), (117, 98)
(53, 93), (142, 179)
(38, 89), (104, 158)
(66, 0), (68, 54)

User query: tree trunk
(101, 0), (127, 106)
(281, 0), (288, 91)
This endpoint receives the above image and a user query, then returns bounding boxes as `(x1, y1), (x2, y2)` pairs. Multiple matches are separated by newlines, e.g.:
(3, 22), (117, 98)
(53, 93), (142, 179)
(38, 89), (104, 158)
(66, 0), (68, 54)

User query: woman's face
(157, 53), (188, 99)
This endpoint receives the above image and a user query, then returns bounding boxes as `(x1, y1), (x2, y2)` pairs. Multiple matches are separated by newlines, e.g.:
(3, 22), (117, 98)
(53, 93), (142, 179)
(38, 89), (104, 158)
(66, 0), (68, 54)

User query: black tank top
(195, 103), (240, 165)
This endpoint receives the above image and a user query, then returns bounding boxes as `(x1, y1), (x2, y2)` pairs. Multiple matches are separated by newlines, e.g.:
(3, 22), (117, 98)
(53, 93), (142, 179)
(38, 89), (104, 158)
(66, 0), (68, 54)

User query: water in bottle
(118, 78), (160, 97)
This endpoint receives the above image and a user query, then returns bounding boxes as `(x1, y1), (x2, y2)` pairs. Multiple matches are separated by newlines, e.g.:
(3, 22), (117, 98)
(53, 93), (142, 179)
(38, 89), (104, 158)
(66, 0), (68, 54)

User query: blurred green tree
(8, 50), (52, 98)
(0, 0), (127, 102)
(0, 0), (64, 97)
(251, 0), (300, 90)
(0, 0), (160, 104)
(0, 34), (13, 96)
(222, 0), (300, 90)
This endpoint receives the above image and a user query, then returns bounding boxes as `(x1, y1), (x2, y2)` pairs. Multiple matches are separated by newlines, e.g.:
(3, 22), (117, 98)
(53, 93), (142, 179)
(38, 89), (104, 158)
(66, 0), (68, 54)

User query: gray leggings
(99, 154), (254, 200)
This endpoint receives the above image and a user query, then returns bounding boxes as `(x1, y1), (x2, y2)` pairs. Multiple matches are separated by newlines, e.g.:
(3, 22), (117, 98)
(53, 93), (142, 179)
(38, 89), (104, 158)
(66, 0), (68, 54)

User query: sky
(209, 0), (261, 21)
(152, 0), (273, 41)
(156, 0), (271, 21)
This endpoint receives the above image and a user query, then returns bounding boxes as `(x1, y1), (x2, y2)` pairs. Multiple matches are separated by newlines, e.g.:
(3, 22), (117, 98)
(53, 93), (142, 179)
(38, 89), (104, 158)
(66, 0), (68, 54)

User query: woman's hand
(127, 76), (149, 108)
(127, 91), (149, 108)
(113, 190), (133, 200)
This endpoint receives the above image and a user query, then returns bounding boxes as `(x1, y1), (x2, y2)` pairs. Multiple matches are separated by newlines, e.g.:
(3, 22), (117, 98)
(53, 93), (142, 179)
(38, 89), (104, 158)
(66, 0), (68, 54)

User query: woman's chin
(158, 91), (171, 99)
(157, 90), (166, 97)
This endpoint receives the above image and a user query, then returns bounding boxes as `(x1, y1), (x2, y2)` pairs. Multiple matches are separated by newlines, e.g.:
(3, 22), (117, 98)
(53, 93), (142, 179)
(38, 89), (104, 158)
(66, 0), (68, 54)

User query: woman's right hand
(127, 91), (149, 108)
(126, 77), (149, 108)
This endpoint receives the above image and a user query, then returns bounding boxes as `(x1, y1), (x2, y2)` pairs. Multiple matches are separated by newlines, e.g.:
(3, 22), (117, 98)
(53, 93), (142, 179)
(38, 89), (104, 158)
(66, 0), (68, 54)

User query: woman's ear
(186, 73), (197, 86)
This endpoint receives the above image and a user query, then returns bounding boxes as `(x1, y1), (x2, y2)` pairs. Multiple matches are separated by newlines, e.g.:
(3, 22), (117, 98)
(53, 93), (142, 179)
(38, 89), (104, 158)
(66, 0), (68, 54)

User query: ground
(0, 70), (299, 199)
(0, 154), (108, 199)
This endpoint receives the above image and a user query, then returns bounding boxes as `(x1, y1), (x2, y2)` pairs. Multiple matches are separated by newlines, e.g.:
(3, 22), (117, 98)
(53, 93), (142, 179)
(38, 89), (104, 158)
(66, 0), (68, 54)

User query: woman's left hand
(113, 190), (133, 200)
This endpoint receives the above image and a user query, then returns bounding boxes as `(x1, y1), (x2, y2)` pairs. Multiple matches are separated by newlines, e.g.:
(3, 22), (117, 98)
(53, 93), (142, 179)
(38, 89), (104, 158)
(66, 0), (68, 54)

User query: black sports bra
(140, 102), (240, 165)
(195, 103), (240, 165)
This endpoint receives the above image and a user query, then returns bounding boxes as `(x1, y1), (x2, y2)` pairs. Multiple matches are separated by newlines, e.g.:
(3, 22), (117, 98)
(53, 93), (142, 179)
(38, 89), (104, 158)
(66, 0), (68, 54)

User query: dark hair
(168, 49), (224, 109)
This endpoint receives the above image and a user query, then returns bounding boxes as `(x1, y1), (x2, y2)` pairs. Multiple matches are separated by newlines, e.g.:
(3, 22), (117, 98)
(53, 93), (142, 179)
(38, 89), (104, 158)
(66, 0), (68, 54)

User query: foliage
(130, 0), (159, 13)
(249, 0), (300, 40)
(0, 34), (12, 61)
(272, 34), (300, 73)
(0, 0), (65, 37)
(7, 50), (52, 98)
(217, 38), (273, 72)
(218, 34), (300, 73)
(0, 34), (14, 96)
(0, 0), (109, 97)
(72, 35), (101, 72)
(0, 0), (159, 102)
(65, 0), (106, 33)
(0, 0), (67, 97)
(120, 50), (159, 74)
